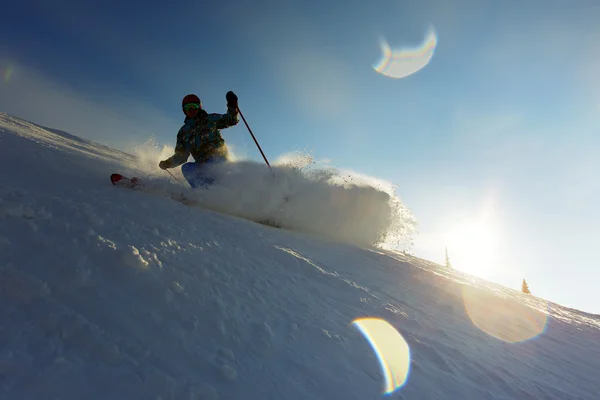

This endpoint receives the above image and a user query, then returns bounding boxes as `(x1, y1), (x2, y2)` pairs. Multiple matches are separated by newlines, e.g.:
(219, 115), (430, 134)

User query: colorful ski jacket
(162, 107), (239, 168)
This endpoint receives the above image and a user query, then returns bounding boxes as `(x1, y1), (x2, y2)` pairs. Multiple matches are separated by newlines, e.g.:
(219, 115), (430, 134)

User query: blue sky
(1, 0), (599, 313)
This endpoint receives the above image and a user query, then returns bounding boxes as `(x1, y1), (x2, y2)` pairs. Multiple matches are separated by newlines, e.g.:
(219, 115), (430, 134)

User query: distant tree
(522, 279), (531, 294)
(445, 247), (452, 269)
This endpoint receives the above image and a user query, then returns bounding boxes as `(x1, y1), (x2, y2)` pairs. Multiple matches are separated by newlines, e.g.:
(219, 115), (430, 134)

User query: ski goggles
(183, 103), (201, 112)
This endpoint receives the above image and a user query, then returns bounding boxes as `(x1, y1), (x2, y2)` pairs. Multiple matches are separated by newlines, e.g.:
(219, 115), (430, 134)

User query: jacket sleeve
(162, 126), (190, 168)
(208, 106), (240, 130)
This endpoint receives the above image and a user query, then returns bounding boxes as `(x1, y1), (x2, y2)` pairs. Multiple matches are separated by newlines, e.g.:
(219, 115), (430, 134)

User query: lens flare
(373, 26), (437, 79)
(462, 286), (548, 343)
(3, 65), (13, 83)
(353, 318), (411, 394)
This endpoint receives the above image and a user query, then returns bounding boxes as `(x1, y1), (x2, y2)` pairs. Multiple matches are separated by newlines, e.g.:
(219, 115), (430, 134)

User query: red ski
(110, 173), (143, 189)
(109, 173), (282, 228)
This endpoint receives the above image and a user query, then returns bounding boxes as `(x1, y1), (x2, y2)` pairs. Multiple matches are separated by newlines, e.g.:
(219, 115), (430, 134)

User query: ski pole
(165, 169), (186, 187)
(237, 106), (287, 201)
(237, 106), (272, 171)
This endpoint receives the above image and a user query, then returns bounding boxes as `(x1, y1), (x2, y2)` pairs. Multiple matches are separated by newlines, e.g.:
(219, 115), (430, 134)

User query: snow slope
(0, 113), (599, 399)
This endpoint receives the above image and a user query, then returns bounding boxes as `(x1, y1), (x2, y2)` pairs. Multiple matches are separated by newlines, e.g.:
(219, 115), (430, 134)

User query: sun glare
(444, 205), (500, 279)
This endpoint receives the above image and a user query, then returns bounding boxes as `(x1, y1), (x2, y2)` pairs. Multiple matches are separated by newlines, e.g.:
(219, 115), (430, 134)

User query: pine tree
(445, 247), (452, 269)
(522, 279), (531, 294)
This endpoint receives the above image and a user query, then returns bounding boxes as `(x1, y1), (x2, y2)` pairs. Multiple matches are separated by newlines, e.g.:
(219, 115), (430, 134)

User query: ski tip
(111, 173), (125, 185)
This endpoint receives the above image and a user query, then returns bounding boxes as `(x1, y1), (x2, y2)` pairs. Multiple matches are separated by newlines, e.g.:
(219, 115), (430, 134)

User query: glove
(226, 91), (238, 109)
(158, 160), (168, 170)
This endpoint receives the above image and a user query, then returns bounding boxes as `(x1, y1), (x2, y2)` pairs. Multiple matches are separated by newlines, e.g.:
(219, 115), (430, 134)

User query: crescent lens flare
(353, 318), (411, 394)
(3, 65), (13, 83)
(373, 26), (437, 79)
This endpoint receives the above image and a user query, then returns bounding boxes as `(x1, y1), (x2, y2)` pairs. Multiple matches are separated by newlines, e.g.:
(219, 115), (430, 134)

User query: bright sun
(444, 208), (500, 279)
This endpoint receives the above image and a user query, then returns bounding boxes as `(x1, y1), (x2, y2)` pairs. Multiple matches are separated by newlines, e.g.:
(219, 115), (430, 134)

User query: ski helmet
(182, 94), (202, 109)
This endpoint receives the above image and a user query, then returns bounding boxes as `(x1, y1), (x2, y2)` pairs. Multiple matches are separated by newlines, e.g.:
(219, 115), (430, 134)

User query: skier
(158, 91), (239, 188)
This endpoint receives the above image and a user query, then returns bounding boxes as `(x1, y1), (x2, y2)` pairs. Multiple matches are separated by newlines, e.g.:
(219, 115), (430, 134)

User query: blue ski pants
(181, 156), (227, 188)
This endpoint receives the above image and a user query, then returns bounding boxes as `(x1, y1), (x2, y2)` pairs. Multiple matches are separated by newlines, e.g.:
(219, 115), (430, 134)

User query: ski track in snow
(1, 113), (599, 399)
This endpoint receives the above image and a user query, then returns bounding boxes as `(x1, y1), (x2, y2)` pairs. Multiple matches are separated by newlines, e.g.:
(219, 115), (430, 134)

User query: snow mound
(1, 112), (599, 400)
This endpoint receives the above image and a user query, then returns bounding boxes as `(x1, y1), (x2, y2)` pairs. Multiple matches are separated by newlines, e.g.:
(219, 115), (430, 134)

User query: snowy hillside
(1, 113), (599, 399)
